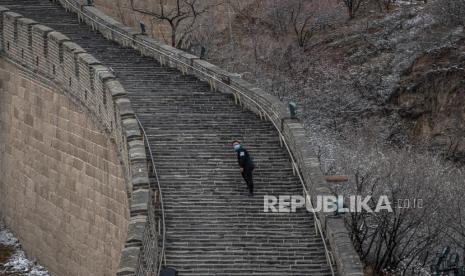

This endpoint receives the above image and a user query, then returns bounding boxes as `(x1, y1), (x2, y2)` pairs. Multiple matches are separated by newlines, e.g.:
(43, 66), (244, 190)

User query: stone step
(4, 1), (333, 275)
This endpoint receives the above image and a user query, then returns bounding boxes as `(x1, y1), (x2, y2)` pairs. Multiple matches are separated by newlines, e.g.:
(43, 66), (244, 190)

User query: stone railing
(54, 0), (365, 275)
(0, 6), (161, 276)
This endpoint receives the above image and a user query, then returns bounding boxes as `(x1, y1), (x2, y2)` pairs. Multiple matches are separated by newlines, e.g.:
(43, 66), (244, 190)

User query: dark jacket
(236, 148), (255, 169)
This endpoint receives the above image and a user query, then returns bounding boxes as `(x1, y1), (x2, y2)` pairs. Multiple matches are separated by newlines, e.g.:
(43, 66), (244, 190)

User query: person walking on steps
(232, 140), (255, 196)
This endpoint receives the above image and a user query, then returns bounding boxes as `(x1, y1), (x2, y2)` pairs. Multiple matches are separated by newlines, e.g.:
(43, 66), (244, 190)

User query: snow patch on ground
(0, 229), (17, 246)
(0, 225), (49, 276)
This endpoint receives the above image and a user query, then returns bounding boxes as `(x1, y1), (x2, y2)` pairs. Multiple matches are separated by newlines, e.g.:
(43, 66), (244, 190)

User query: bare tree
(228, 0), (263, 27)
(430, 0), (465, 27)
(330, 140), (452, 274)
(341, 0), (365, 19)
(113, 0), (128, 25)
(290, 0), (314, 48)
(441, 170), (465, 260)
(130, 0), (219, 49)
(260, 0), (335, 48)
(375, 0), (396, 12)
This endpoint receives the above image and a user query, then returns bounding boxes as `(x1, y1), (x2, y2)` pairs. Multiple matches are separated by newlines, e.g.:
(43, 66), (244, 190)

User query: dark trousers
(241, 167), (254, 194)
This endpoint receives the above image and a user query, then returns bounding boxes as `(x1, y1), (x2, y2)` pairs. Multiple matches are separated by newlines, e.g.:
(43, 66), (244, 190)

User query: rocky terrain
(29, 0), (465, 273)
(0, 222), (49, 276)
(392, 37), (465, 162)
(94, 0), (465, 163)
(205, 1), (465, 273)
(208, 0), (465, 166)
(99, 0), (465, 269)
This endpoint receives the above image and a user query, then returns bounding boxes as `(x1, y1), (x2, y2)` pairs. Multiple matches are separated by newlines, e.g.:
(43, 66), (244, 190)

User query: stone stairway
(2, 1), (333, 275)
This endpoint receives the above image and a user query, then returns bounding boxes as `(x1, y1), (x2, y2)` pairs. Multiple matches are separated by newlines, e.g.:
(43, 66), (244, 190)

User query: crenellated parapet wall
(0, 5), (160, 276)
(55, 0), (365, 275)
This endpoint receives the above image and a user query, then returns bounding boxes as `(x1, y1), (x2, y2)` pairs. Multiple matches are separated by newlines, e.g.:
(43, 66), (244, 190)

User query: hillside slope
(209, 1), (465, 164)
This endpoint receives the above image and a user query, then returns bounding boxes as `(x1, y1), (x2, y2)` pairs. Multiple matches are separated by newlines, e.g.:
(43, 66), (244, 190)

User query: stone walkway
(2, 1), (333, 274)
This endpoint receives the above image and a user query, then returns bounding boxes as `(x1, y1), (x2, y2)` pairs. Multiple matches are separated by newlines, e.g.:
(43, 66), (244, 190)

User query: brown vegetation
(0, 244), (14, 264)
(96, 0), (465, 273)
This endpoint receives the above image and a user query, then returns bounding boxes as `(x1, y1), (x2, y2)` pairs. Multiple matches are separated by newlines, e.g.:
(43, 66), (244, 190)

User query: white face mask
(233, 144), (241, 151)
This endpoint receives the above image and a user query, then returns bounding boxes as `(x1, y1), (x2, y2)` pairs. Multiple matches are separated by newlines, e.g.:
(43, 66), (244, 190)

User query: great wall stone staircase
(2, 0), (333, 274)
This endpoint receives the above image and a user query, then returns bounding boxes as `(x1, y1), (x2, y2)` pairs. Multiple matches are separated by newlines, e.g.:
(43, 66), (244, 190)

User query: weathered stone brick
(0, 60), (130, 276)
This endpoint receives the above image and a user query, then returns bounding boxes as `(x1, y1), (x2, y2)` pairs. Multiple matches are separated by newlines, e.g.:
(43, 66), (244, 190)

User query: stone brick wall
(0, 6), (159, 276)
(57, 0), (365, 275)
(0, 59), (128, 275)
